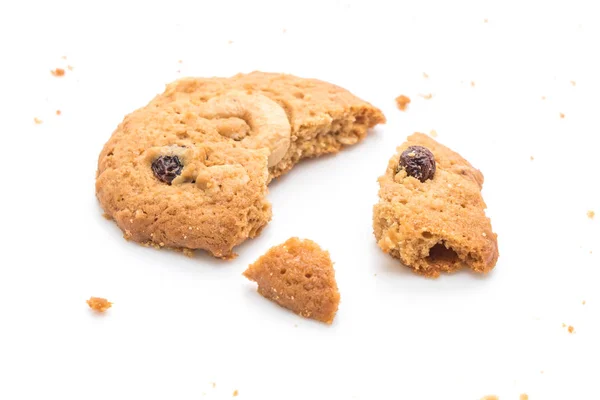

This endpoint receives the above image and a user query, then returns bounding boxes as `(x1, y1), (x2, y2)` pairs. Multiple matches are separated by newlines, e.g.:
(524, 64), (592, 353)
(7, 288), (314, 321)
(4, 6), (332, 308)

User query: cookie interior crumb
(470, 81), (476, 87)
(87, 297), (112, 312)
(570, 80), (576, 86)
(560, 113), (565, 118)
(423, 72), (429, 78)
(429, 129), (438, 138)
(419, 93), (433, 99)
(520, 394), (529, 400)
(568, 325), (575, 333)
(34, 117), (43, 124)
(395, 95), (411, 111)
(233, 390), (239, 397)
(51, 68), (65, 77)
(56, 110), (61, 116)
(587, 210), (595, 219)
(243, 237), (340, 324)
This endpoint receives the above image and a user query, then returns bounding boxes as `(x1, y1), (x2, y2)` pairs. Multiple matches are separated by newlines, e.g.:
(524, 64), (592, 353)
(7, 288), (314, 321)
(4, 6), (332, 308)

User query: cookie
(96, 72), (385, 258)
(243, 238), (340, 324)
(373, 133), (498, 277)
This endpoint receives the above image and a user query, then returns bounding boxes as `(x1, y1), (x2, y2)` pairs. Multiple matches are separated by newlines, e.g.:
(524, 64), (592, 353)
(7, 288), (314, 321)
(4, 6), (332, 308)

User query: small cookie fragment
(520, 394), (529, 400)
(587, 210), (595, 219)
(395, 95), (411, 111)
(87, 297), (112, 312)
(33, 118), (43, 124)
(373, 133), (499, 277)
(243, 238), (340, 324)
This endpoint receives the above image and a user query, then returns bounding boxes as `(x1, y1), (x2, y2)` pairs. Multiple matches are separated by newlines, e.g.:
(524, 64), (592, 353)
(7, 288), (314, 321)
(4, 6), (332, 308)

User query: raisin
(397, 146), (436, 182)
(152, 155), (183, 184)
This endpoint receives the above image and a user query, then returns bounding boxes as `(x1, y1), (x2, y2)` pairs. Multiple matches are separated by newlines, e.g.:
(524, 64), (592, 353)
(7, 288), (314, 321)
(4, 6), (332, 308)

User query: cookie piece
(243, 238), (340, 324)
(373, 133), (498, 277)
(96, 72), (385, 258)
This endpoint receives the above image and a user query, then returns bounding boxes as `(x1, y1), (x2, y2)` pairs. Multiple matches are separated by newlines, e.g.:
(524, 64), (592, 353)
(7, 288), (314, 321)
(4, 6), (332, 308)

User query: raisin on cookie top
(96, 72), (385, 258)
(373, 133), (498, 277)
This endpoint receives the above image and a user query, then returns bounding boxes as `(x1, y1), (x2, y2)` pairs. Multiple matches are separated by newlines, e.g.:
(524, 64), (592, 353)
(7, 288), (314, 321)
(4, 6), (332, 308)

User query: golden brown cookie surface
(373, 133), (498, 277)
(243, 238), (340, 324)
(96, 72), (385, 257)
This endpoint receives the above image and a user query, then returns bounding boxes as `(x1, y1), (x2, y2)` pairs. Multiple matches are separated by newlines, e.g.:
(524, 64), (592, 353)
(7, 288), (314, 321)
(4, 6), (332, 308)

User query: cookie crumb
(282, 28), (287, 33)
(34, 117), (43, 124)
(562, 322), (566, 328)
(540, 370), (544, 374)
(570, 80), (576, 86)
(233, 390), (239, 397)
(56, 110), (61, 116)
(582, 300), (586, 305)
(422, 72), (429, 78)
(227, 40), (234, 44)
(429, 129), (438, 138)
(480, 396), (498, 400)
(182, 248), (195, 258)
(541, 96), (546, 100)
(61, 55), (67, 60)
(484, 18), (488, 23)
(395, 95), (411, 111)
(560, 113), (565, 119)
(419, 93), (433, 99)
(530, 155), (534, 161)
(520, 394), (529, 400)
(470, 81), (476, 87)
(178, 60), (182, 64)
(587, 210), (595, 219)
(211, 382), (216, 389)
(87, 297), (112, 312)
(51, 68), (65, 77)
(568, 325), (575, 334)
(67, 65), (74, 71)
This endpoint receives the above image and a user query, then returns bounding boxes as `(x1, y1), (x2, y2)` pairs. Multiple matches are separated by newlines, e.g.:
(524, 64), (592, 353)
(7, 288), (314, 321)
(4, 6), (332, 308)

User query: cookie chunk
(243, 238), (340, 324)
(373, 133), (498, 277)
(96, 72), (385, 258)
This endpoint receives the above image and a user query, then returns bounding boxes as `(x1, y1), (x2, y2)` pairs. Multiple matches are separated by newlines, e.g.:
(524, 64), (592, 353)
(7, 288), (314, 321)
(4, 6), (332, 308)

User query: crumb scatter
(395, 95), (411, 111)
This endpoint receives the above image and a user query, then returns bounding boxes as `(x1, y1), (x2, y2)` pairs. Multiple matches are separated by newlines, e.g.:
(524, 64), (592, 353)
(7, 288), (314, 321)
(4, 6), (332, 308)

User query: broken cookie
(373, 133), (498, 277)
(96, 72), (385, 258)
(243, 238), (340, 324)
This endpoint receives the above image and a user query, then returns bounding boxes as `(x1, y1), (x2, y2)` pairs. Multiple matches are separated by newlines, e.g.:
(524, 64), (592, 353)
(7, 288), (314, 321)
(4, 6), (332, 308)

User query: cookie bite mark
(243, 238), (340, 324)
(373, 133), (498, 277)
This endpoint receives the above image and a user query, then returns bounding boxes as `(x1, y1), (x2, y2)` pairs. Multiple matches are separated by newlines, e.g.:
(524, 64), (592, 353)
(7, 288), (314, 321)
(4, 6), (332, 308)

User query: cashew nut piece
(198, 91), (291, 167)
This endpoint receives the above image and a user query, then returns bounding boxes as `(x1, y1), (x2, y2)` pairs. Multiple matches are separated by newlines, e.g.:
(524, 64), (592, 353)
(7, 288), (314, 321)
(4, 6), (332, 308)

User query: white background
(0, 1), (598, 399)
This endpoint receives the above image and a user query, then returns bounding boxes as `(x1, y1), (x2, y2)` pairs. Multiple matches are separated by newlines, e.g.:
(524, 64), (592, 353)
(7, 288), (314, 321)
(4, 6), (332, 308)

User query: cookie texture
(243, 238), (340, 324)
(96, 72), (385, 258)
(373, 133), (498, 277)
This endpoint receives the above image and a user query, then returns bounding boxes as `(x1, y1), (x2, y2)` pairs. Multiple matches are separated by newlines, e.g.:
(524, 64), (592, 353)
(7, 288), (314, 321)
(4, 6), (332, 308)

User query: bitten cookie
(96, 72), (385, 258)
(373, 133), (498, 277)
(243, 238), (340, 324)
